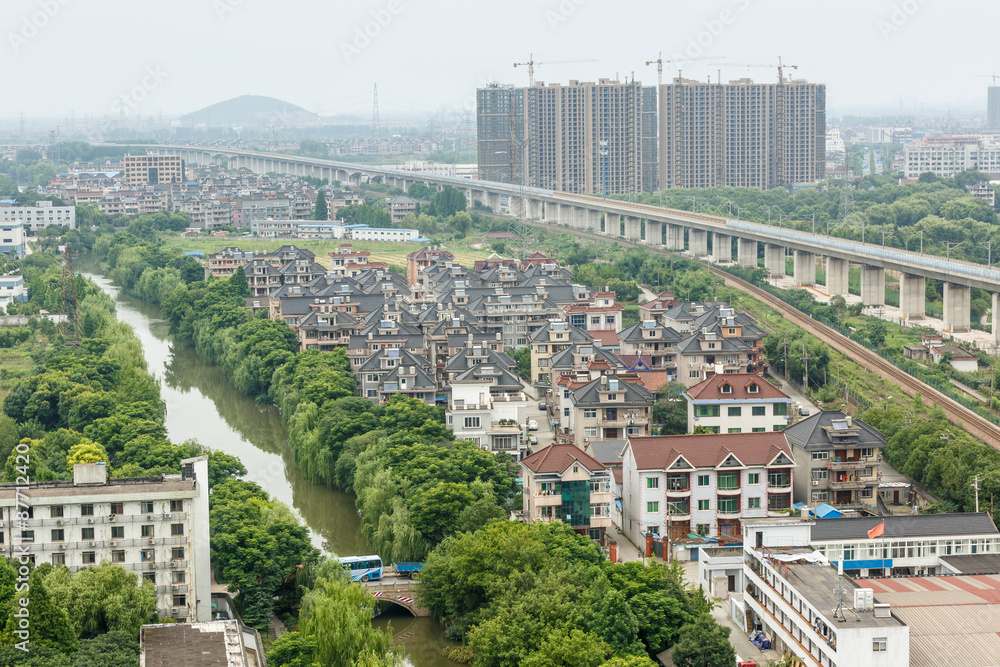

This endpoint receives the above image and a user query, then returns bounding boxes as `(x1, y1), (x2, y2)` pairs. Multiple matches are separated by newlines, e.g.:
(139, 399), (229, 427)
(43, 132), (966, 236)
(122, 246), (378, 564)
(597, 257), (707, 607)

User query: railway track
(522, 218), (1000, 446)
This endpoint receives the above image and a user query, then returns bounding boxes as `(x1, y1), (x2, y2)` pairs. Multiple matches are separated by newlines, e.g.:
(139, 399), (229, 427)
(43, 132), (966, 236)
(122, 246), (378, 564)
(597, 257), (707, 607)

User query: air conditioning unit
(109, 541), (117, 547)
(812, 480), (819, 486)
(170, 561), (180, 568)
(59, 544), (66, 550)
(164, 513), (173, 519)
(171, 583), (181, 589)
(109, 516), (116, 522)
(87, 518), (95, 524)
(147, 515), (153, 521)
(149, 539), (156, 545)
(88, 541), (95, 547)
(56, 519), (63, 525)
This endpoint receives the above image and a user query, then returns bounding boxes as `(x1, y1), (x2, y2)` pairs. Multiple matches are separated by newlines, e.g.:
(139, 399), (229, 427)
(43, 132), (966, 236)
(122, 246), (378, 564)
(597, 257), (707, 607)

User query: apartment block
(659, 77), (825, 189)
(0, 200), (76, 231)
(477, 79), (657, 194)
(621, 433), (795, 545)
(903, 136), (1000, 178)
(123, 155), (185, 186)
(0, 459), (211, 623)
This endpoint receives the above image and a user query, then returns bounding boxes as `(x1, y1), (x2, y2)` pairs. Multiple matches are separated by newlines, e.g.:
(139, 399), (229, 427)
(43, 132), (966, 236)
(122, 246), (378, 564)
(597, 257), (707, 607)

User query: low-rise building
(0, 459), (212, 623)
(783, 411), (886, 510)
(684, 373), (792, 434)
(569, 374), (653, 447)
(0, 222), (26, 258)
(387, 195), (418, 223)
(519, 443), (613, 541)
(447, 373), (528, 458)
(621, 433), (795, 546)
(0, 274), (27, 306)
(140, 620), (266, 667)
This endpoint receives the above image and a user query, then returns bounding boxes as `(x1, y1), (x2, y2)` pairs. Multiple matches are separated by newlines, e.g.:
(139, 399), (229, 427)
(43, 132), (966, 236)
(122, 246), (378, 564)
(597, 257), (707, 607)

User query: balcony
(830, 478), (867, 490)
(716, 485), (741, 496)
(533, 492), (563, 507)
(827, 459), (868, 471)
(666, 486), (692, 499)
(767, 480), (792, 490)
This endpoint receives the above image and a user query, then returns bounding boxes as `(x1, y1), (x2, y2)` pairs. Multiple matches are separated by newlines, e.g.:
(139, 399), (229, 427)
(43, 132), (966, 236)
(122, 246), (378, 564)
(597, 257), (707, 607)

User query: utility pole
(802, 341), (808, 391)
(783, 336), (789, 381)
(974, 474), (981, 514)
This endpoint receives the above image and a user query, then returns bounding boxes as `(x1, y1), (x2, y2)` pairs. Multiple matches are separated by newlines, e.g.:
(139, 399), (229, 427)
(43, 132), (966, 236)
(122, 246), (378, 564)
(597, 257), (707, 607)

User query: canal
(85, 270), (454, 666)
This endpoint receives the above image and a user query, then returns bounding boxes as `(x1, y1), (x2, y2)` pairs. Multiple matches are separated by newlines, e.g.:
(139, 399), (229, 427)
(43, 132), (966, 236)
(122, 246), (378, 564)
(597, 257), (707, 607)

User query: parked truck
(394, 562), (424, 579)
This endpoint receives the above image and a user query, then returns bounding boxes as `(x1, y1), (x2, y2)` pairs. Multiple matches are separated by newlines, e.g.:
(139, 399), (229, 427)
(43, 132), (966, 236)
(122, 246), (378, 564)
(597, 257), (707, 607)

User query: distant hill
(179, 95), (320, 127)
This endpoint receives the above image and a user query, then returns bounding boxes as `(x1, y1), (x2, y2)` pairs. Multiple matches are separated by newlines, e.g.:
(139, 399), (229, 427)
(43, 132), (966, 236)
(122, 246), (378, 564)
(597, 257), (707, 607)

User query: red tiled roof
(563, 304), (624, 313)
(615, 354), (654, 367)
(612, 467), (623, 484)
(685, 373), (789, 401)
(626, 433), (793, 470)
(593, 291), (616, 298)
(631, 371), (672, 392)
(520, 443), (606, 475)
(589, 330), (620, 347)
(587, 358), (612, 370)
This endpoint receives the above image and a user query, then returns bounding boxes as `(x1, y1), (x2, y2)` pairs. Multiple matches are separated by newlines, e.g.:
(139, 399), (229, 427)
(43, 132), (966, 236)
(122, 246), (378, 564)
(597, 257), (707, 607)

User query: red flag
(868, 521), (885, 539)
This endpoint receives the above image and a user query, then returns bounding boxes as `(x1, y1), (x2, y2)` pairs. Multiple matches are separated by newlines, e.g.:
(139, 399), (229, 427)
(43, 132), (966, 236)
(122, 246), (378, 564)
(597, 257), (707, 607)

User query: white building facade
(904, 137), (1000, 179)
(0, 201), (76, 231)
(0, 458), (212, 623)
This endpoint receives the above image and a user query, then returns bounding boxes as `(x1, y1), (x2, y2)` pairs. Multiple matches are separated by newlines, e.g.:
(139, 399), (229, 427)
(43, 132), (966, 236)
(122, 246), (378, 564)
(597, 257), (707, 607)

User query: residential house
(621, 432), (796, 545)
(529, 319), (595, 385)
(519, 444), (614, 541)
(684, 373), (792, 434)
(783, 411), (886, 510)
(569, 374), (654, 447)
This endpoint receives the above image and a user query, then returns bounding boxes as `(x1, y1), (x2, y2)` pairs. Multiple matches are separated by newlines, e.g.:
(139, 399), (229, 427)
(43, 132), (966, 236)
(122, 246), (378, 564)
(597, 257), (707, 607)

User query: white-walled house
(447, 376), (529, 458)
(684, 372), (792, 434)
(621, 433), (795, 547)
(519, 444), (613, 541)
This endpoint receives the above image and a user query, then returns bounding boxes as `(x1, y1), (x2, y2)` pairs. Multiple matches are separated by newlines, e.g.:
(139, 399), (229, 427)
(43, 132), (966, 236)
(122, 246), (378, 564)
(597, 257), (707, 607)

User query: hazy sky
(3, 0), (997, 122)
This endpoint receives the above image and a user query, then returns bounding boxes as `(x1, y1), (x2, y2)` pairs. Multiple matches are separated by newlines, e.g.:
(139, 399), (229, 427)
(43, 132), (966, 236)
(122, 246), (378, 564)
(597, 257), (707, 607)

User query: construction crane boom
(975, 73), (1000, 86)
(713, 56), (798, 83)
(644, 52), (720, 87)
(514, 53), (597, 87)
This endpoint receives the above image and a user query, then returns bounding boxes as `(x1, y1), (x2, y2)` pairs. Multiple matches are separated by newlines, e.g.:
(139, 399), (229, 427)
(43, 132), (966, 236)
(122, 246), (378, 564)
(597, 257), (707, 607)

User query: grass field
(0, 347), (34, 405)
(160, 234), (500, 270)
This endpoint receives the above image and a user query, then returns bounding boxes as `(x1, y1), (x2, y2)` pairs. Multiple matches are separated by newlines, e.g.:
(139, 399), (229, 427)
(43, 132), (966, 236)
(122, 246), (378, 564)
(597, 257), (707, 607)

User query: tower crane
(513, 53), (597, 87)
(975, 73), (1000, 86)
(714, 56), (798, 83)
(644, 53), (720, 87)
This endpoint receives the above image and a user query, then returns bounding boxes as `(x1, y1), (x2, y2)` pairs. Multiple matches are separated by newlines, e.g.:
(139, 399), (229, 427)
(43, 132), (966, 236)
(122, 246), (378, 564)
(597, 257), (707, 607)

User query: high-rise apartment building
(988, 87), (1000, 130)
(123, 154), (186, 186)
(658, 77), (826, 190)
(476, 79), (657, 195)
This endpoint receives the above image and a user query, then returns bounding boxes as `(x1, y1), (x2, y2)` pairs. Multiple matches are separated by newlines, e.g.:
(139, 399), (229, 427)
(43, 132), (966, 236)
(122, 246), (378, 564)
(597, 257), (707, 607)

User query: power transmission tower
(837, 181), (854, 227)
(508, 87), (530, 259)
(61, 245), (82, 343)
(371, 83), (382, 139)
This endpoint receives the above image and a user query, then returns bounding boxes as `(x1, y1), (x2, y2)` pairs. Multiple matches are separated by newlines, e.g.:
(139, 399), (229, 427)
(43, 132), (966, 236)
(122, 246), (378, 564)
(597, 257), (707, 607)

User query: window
(82, 552), (96, 565)
(748, 473), (760, 485)
(170, 500), (183, 513)
(646, 502), (659, 513)
(111, 526), (124, 539)
(109, 503), (123, 515)
(584, 409), (597, 419)
(720, 384), (733, 394)
(51, 553), (65, 566)
(751, 427), (765, 432)
(583, 427), (598, 438)
(81, 504), (94, 516)
(773, 403), (787, 416)
(171, 524), (184, 536)
(811, 490), (829, 502)
(862, 447), (875, 458)
(748, 497), (761, 509)
(697, 474), (710, 487)
(696, 524), (709, 536)
(171, 571), (186, 584)
(173, 595), (187, 608)
(171, 548), (185, 561)
(50, 506), (63, 518)
(645, 525), (660, 536)
(689, 370), (701, 378)
(698, 499), (710, 511)
(20, 530), (32, 542)
(696, 405), (720, 418)
(728, 427), (741, 433)
(773, 424), (785, 431)
(811, 451), (830, 461)
(751, 406), (766, 416)
(727, 406), (741, 417)
(768, 471), (790, 488)
(873, 638), (887, 652)
(112, 550), (125, 563)
(143, 572), (156, 586)
(647, 478), (659, 489)
(81, 528), (94, 540)
(717, 473), (739, 490)
(51, 529), (64, 542)
(718, 497), (739, 514)
(141, 525), (154, 538)
(812, 469), (828, 481)
(747, 383), (759, 393)
(141, 502), (154, 514)
(463, 416), (481, 429)
(141, 549), (155, 562)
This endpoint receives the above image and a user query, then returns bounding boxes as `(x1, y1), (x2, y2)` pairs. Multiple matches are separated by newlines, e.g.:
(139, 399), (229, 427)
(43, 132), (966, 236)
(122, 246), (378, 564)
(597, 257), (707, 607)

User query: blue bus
(340, 555), (383, 582)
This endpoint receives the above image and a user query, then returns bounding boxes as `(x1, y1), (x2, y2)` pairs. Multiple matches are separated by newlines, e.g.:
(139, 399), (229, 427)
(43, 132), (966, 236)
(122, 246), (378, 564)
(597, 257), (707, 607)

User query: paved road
(526, 386), (556, 453)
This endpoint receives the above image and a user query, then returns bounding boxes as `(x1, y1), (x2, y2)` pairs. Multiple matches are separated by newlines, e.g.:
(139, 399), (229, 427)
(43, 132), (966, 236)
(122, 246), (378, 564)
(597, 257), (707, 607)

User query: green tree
(592, 588), (643, 657)
(313, 190), (328, 221)
(670, 617), (735, 667)
(1, 569), (77, 652)
(66, 441), (109, 467)
(651, 382), (688, 435)
(267, 631), (319, 667)
(865, 319), (887, 347)
(229, 266), (251, 298)
(522, 628), (610, 667)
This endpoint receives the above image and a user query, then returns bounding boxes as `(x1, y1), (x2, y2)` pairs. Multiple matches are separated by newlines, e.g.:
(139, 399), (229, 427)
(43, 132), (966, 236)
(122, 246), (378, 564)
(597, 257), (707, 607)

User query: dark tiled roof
(811, 513), (998, 541)
(783, 410), (885, 448)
